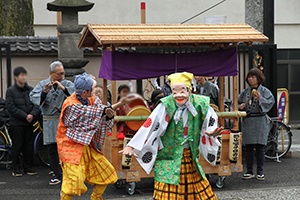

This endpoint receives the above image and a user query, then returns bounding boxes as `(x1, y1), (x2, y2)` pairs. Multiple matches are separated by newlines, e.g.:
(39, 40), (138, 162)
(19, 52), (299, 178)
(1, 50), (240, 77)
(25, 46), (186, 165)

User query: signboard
(277, 88), (289, 124)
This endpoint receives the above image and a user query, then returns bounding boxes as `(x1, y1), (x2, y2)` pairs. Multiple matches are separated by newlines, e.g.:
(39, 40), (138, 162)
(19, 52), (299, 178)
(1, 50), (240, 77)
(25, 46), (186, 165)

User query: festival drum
(120, 94), (151, 132)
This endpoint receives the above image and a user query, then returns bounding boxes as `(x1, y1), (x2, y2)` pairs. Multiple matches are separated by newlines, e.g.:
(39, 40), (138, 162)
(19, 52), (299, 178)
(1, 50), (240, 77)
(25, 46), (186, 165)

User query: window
(290, 65), (300, 91)
(277, 64), (288, 88)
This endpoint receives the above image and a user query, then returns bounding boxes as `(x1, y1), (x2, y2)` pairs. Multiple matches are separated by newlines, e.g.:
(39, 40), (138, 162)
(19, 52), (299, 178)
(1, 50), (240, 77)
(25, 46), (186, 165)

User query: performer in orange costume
(57, 73), (136, 200)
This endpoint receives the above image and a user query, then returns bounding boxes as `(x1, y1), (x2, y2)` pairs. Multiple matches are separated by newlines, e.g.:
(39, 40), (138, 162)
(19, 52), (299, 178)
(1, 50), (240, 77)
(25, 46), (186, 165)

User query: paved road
(289, 129), (300, 152)
(1, 130), (300, 200)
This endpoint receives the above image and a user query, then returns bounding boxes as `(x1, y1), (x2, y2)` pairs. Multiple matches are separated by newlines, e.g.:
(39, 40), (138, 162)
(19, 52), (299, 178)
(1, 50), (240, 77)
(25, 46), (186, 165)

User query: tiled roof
(0, 36), (101, 54)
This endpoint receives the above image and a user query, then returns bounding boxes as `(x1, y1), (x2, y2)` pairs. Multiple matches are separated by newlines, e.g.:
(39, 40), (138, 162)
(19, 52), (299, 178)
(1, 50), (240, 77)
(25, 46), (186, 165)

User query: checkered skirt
(61, 145), (118, 196)
(153, 148), (217, 200)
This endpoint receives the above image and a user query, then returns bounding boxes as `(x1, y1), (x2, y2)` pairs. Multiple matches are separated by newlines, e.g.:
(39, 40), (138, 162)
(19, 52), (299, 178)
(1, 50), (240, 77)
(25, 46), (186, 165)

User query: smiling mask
(168, 72), (193, 106)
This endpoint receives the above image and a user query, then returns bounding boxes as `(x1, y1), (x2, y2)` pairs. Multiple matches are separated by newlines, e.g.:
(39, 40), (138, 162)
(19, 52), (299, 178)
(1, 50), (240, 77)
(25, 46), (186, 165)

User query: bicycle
(0, 120), (50, 169)
(264, 117), (292, 161)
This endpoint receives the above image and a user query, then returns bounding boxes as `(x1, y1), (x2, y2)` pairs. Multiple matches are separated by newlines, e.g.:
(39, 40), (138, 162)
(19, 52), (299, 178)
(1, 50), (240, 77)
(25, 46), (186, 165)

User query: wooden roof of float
(78, 23), (268, 50)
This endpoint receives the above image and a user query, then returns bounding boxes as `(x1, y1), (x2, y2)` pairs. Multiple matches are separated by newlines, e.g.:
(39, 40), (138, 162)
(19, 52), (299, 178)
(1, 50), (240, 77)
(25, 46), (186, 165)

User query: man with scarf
(57, 73), (137, 200)
(120, 72), (223, 200)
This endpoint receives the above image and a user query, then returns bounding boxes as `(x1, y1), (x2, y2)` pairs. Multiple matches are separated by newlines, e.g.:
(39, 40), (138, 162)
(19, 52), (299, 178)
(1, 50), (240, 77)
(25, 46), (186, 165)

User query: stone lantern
(47, 0), (94, 80)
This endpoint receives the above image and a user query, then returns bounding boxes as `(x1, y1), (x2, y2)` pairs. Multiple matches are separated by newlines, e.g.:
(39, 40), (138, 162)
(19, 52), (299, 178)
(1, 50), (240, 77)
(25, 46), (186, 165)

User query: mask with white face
(171, 82), (190, 106)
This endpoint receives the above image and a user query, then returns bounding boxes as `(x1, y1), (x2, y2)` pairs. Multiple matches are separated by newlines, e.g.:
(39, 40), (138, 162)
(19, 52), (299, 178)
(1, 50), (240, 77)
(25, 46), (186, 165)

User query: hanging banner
(99, 48), (238, 80)
(277, 88), (289, 124)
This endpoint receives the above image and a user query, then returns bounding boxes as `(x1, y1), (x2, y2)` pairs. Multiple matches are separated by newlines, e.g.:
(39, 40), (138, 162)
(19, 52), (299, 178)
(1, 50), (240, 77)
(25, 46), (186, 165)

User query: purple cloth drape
(99, 47), (238, 80)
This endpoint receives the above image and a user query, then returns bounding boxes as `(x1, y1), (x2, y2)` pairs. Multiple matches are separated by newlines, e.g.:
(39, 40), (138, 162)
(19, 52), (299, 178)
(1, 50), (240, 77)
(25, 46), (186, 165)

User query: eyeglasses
(94, 91), (102, 95)
(53, 72), (65, 76)
(248, 76), (257, 79)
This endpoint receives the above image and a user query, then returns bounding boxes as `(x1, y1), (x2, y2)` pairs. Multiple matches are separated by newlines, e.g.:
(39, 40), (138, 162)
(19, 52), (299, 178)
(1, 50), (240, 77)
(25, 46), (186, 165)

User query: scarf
(76, 95), (89, 106)
(174, 99), (198, 124)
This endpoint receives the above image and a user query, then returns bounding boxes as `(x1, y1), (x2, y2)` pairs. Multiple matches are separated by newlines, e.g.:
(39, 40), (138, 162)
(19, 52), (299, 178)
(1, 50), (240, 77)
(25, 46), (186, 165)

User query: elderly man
(57, 73), (136, 200)
(30, 61), (74, 185)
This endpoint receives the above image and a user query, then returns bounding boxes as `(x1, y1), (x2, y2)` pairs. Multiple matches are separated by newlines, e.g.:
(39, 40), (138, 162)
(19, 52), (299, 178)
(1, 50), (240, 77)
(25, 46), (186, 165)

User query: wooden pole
(102, 47), (108, 105)
(233, 76), (239, 130)
(141, 2), (146, 24)
(106, 44), (117, 139)
(114, 111), (247, 122)
(111, 80), (117, 139)
(106, 44), (119, 172)
(109, 45), (116, 106)
(219, 76), (225, 127)
(57, 12), (61, 36)
(136, 2), (146, 95)
(103, 80), (107, 105)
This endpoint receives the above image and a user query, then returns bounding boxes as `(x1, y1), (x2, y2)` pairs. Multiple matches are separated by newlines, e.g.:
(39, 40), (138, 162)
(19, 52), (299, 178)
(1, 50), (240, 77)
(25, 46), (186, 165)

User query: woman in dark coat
(238, 68), (275, 181)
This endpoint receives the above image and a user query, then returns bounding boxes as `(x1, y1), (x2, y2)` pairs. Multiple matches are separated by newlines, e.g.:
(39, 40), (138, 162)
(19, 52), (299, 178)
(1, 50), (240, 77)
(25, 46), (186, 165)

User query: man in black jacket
(6, 66), (40, 177)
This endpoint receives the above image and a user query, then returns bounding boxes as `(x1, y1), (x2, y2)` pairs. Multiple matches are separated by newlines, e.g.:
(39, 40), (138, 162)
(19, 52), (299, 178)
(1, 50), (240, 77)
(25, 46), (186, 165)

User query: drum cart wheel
(115, 179), (125, 189)
(206, 174), (212, 181)
(126, 182), (136, 195)
(6, 163), (11, 170)
(216, 176), (227, 189)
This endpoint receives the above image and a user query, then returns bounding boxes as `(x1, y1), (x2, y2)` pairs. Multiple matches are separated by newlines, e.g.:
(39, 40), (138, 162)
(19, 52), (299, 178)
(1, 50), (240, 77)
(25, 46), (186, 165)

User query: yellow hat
(168, 72), (193, 90)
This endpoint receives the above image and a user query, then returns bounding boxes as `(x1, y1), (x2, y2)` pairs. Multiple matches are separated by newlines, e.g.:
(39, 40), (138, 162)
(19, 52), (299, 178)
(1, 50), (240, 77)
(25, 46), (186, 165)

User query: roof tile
(0, 36), (101, 54)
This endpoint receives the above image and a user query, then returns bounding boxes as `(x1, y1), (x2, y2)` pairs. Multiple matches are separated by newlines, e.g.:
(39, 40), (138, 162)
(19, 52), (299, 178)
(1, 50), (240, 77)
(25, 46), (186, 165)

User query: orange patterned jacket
(57, 93), (109, 164)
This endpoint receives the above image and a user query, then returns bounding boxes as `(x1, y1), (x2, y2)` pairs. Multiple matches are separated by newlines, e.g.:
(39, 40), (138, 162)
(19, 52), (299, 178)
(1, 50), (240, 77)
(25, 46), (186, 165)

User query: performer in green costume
(120, 72), (223, 199)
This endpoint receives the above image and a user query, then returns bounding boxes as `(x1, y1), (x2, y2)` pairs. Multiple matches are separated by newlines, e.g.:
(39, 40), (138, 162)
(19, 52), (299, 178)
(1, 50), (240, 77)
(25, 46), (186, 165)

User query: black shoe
(256, 173), (265, 181)
(12, 170), (23, 177)
(49, 175), (61, 185)
(25, 169), (38, 176)
(242, 172), (254, 180)
(49, 178), (61, 185)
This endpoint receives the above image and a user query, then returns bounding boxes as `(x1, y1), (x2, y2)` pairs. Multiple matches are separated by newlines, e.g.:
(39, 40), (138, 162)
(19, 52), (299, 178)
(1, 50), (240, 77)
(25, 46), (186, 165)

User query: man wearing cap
(120, 72), (223, 199)
(57, 73), (136, 200)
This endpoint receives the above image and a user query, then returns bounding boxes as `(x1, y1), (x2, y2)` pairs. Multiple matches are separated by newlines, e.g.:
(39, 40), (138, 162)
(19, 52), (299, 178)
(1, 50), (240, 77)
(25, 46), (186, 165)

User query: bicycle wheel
(35, 132), (50, 167)
(0, 131), (8, 161)
(265, 120), (292, 159)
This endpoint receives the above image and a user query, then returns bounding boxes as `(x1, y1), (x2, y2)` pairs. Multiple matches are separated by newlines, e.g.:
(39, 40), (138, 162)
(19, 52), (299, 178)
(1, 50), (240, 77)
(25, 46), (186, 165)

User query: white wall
(275, 0), (300, 24)
(0, 55), (141, 100)
(275, 25), (300, 49)
(32, 0), (300, 48)
(33, 0), (245, 36)
(274, 0), (300, 49)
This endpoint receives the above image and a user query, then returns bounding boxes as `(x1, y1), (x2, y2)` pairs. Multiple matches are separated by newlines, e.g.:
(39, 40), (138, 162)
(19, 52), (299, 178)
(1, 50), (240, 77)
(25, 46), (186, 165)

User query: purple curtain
(99, 47), (238, 80)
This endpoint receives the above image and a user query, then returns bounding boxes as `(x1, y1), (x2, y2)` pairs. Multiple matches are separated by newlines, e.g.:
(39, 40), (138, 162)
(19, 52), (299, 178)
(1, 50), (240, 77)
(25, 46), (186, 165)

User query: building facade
(1, 0), (299, 122)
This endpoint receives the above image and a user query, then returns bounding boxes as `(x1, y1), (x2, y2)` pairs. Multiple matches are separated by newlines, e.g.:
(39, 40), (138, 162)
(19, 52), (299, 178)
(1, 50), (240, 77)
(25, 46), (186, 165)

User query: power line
(181, 0), (226, 24)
